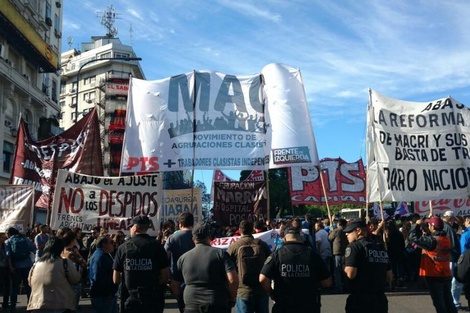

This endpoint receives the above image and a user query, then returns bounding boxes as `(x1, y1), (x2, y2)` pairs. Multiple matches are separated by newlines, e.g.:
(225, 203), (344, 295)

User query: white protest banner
(0, 185), (34, 233)
(161, 189), (202, 223)
(210, 229), (279, 251)
(51, 170), (163, 236)
(121, 64), (318, 173)
(367, 91), (470, 201)
(262, 63), (319, 168)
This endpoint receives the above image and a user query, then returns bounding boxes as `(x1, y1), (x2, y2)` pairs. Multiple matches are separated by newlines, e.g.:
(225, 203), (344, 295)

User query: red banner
(10, 108), (103, 210)
(213, 181), (267, 227)
(289, 158), (366, 205)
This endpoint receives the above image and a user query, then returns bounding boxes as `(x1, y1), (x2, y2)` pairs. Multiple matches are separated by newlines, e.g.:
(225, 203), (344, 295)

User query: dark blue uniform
(344, 237), (390, 313)
(260, 241), (330, 313)
(113, 234), (169, 313)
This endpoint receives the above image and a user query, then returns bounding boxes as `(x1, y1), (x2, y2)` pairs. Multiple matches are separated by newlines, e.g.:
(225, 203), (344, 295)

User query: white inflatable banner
(121, 63), (318, 173)
(367, 91), (470, 201)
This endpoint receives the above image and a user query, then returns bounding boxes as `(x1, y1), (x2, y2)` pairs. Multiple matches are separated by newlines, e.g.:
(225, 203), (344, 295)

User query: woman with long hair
(111, 231), (125, 257)
(27, 237), (81, 312)
(61, 230), (87, 312)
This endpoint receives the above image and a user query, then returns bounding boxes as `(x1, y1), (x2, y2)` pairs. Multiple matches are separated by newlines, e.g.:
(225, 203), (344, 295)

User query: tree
(193, 180), (211, 220)
(162, 171), (191, 189)
(241, 168), (292, 220)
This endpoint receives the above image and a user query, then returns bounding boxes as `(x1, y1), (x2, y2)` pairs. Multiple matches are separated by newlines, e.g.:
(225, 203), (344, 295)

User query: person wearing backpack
(227, 219), (271, 313)
(5, 227), (35, 312)
(260, 225), (332, 313)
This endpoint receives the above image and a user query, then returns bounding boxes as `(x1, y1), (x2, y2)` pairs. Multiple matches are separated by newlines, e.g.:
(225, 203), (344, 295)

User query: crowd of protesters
(0, 209), (468, 312)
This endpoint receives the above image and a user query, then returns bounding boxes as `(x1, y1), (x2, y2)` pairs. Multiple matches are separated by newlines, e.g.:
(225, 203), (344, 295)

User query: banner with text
(161, 189), (202, 223)
(211, 229), (279, 250)
(121, 63), (318, 173)
(262, 63), (319, 169)
(367, 91), (470, 201)
(414, 199), (470, 217)
(51, 170), (162, 236)
(10, 108), (103, 210)
(213, 181), (267, 227)
(289, 158), (366, 205)
(0, 185), (34, 233)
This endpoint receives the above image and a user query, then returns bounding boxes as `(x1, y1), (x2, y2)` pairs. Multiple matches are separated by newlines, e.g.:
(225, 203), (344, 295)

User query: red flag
(10, 108), (103, 210)
(244, 170), (265, 181)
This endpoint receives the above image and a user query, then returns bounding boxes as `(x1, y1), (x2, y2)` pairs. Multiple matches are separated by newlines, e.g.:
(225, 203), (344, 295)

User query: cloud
(62, 0), (470, 162)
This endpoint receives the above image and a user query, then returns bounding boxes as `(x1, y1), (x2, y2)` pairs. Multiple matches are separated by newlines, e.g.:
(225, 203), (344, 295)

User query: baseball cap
(128, 216), (150, 228)
(343, 218), (367, 233)
(192, 221), (212, 240)
(426, 216), (444, 229)
(443, 210), (455, 217)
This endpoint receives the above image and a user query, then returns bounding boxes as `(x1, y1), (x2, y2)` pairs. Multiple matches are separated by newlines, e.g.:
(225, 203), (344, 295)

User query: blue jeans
(10, 267), (31, 309)
(425, 277), (457, 313)
(91, 295), (118, 313)
(236, 294), (269, 313)
(450, 262), (463, 307)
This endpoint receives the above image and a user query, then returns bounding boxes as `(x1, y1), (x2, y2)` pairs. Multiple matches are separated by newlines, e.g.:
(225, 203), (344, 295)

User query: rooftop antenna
(67, 36), (73, 49)
(98, 5), (119, 38)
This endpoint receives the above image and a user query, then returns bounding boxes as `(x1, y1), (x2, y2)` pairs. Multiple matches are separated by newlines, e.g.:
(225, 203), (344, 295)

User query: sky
(61, 0), (470, 188)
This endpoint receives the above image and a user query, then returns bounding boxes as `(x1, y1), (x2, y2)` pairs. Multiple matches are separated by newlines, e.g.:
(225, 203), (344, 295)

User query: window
(60, 83), (66, 94)
(83, 91), (96, 102)
(3, 141), (14, 173)
(99, 52), (111, 59)
(42, 74), (50, 94)
(54, 14), (60, 35)
(71, 96), (77, 105)
(84, 76), (96, 85)
(59, 101), (65, 107)
(45, 1), (51, 19)
(114, 52), (130, 59)
(51, 80), (58, 102)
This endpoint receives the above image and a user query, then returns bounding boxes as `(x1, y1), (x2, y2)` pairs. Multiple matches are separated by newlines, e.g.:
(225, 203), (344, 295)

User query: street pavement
(9, 285), (468, 312)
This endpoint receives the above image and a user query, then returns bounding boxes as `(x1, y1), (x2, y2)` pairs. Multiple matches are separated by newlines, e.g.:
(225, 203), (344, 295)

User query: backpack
(237, 238), (266, 286)
(9, 235), (31, 261)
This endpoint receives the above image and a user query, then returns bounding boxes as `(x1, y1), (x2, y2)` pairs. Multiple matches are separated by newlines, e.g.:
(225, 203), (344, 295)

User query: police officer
(113, 216), (169, 313)
(343, 218), (392, 313)
(259, 224), (332, 313)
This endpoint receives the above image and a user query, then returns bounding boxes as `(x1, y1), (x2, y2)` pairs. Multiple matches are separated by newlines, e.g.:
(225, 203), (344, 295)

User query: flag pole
(368, 89), (387, 249)
(319, 163), (332, 224)
(266, 169), (270, 221)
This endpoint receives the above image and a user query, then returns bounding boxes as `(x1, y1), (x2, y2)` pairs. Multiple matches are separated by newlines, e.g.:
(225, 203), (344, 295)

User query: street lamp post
(74, 57), (142, 122)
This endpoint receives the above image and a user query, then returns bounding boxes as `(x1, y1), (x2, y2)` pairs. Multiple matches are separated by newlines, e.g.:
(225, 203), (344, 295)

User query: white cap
(443, 210), (455, 217)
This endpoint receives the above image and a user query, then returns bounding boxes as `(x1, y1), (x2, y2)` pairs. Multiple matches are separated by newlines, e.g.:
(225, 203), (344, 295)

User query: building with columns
(0, 0), (63, 185)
